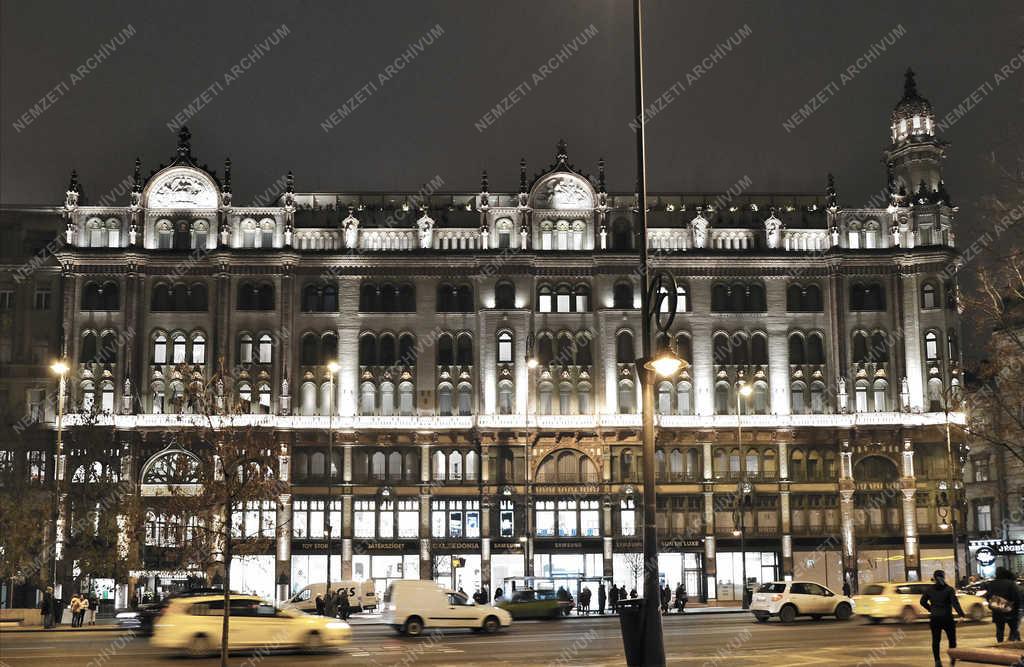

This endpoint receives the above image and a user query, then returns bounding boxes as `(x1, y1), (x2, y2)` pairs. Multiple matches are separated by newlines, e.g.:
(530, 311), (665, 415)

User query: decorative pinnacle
(67, 169), (79, 192)
(598, 158), (606, 192)
(556, 139), (568, 164)
(223, 158), (232, 192)
(826, 172), (838, 209)
(176, 126), (192, 158)
(480, 169), (489, 193)
(285, 170), (294, 194)
(519, 158), (528, 193)
(903, 67), (918, 100)
(132, 158), (142, 192)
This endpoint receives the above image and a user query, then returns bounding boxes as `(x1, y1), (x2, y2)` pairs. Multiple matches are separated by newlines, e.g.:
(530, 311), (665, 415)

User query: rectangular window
(398, 500), (418, 538)
(556, 293), (571, 313)
(581, 500), (600, 537)
(354, 500), (375, 538)
(431, 500), (446, 538)
(292, 500), (309, 538)
(557, 499), (577, 537)
(0, 290), (14, 310)
(620, 498), (636, 536)
(538, 293), (552, 313)
(977, 504), (992, 532)
(498, 337), (512, 363)
(500, 499), (514, 538)
(974, 458), (990, 483)
(536, 500), (555, 537)
(379, 500), (395, 538)
(34, 289), (51, 310)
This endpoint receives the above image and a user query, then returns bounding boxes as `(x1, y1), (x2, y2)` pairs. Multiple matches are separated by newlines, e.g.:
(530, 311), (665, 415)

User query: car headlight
(326, 622), (350, 630)
(115, 612), (139, 619)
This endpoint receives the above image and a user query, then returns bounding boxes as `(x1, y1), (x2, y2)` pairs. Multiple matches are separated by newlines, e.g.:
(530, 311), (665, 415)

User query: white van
(283, 581), (378, 614)
(381, 580), (512, 636)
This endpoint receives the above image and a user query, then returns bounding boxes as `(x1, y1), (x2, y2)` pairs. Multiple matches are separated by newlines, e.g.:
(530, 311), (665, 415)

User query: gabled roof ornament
(598, 157), (607, 193)
(64, 169), (80, 210)
(132, 158), (143, 192)
(555, 139), (569, 167)
(519, 158), (528, 193)
(223, 158), (232, 193)
(176, 126), (192, 160)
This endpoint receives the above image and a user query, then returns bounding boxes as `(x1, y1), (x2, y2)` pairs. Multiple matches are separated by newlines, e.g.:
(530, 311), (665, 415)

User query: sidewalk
(346, 605), (747, 625)
(0, 619), (123, 633)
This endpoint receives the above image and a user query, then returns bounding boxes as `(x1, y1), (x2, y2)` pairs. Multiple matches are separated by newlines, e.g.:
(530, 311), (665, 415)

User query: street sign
(451, 556), (466, 569)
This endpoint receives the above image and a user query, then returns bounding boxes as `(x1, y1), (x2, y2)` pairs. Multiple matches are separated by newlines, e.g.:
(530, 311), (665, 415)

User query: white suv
(749, 581), (854, 623)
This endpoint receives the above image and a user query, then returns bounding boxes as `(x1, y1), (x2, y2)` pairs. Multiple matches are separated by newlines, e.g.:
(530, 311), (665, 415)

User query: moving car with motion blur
(382, 580), (512, 636)
(853, 582), (988, 623)
(115, 588), (231, 636)
(749, 581), (854, 623)
(496, 588), (572, 619)
(150, 594), (351, 657)
(281, 580), (378, 614)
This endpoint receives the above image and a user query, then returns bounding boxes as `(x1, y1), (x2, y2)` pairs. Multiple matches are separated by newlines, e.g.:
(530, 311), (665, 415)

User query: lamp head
(645, 351), (686, 377)
(526, 357), (539, 370)
(739, 383), (753, 397)
(51, 360), (69, 376)
(327, 361), (340, 374)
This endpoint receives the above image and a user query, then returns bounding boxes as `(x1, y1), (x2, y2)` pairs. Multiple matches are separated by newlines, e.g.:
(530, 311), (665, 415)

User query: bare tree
(147, 367), (286, 666)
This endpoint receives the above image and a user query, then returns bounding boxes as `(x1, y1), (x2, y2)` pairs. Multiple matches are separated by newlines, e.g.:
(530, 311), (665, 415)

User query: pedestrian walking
(598, 582), (607, 614)
(338, 589), (351, 620)
(324, 589), (337, 619)
(660, 585), (671, 614)
(40, 587), (55, 629)
(920, 569), (964, 667)
(314, 593), (324, 615)
(579, 586), (591, 614)
(494, 587), (504, 603)
(675, 583), (688, 613)
(88, 594), (98, 625)
(842, 578), (851, 598)
(629, 587), (638, 599)
(609, 584), (619, 611)
(982, 567), (1022, 643)
(79, 595), (90, 627)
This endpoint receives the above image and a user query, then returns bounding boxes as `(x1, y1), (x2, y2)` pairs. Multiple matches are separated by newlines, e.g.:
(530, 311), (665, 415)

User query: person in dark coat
(314, 593), (324, 615)
(660, 585), (671, 613)
(323, 589), (337, 619)
(338, 589), (351, 620)
(40, 587), (55, 629)
(598, 583), (607, 614)
(629, 587), (638, 599)
(494, 587), (504, 603)
(842, 579), (852, 598)
(920, 570), (964, 667)
(609, 584), (619, 611)
(675, 583), (688, 613)
(982, 567), (1022, 643)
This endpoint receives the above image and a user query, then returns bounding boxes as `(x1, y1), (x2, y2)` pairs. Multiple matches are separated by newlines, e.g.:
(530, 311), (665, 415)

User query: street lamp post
(625, 1), (689, 664)
(50, 360), (69, 591)
(734, 383), (753, 608)
(525, 333), (538, 579)
(326, 360), (340, 591)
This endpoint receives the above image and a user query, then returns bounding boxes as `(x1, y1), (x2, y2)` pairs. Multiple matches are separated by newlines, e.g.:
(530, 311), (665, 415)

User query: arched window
(497, 331), (513, 363)
(81, 332), (98, 363)
(172, 333), (187, 363)
(855, 380), (869, 412)
(257, 383), (271, 413)
(398, 284), (415, 311)
(669, 449), (684, 476)
(437, 334), (454, 366)
(497, 380), (514, 415)
(924, 331), (940, 361)
(556, 333), (573, 365)
(657, 381), (673, 415)
(360, 284), (378, 312)
(188, 284), (208, 311)
(618, 380), (635, 414)
(437, 383), (453, 416)
(153, 332), (168, 364)
(575, 334), (593, 366)
(928, 377), (945, 411)
(537, 285), (553, 313)
(456, 335), (473, 365)
(745, 449), (759, 476)
(257, 334), (272, 364)
(574, 284), (590, 312)
(790, 449), (805, 481)
(457, 383), (473, 416)
(465, 451), (478, 481)
(191, 334), (206, 365)
(791, 381), (807, 414)
(810, 381), (826, 413)
(747, 284), (766, 312)
(711, 284), (729, 312)
(398, 334), (416, 366)
(321, 333), (338, 365)
(398, 381), (414, 415)
(239, 333), (254, 364)
(616, 331), (634, 364)
(852, 332), (869, 363)
(300, 381), (316, 415)
(751, 334), (768, 365)
(426, 450), (444, 481)
(713, 449), (727, 478)
(372, 452), (386, 480)
(713, 333), (732, 365)
(871, 331), (889, 362)
(538, 381), (553, 415)
(379, 381), (395, 416)
(611, 218), (633, 250)
(872, 379), (888, 411)
(620, 448), (635, 481)
(380, 284), (398, 312)
(676, 334), (692, 365)
(379, 334), (396, 366)
(714, 383), (730, 414)
(151, 284), (172, 311)
(310, 451), (326, 477)
(752, 381), (769, 414)
(788, 334), (805, 364)
(613, 282), (634, 309)
(100, 331), (117, 364)
(359, 334), (377, 366)
(921, 282), (939, 309)
(359, 382), (376, 415)
(301, 333), (319, 365)
(676, 381), (692, 415)
(495, 282), (516, 309)
(807, 333), (825, 364)
(456, 285), (474, 312)
(448, 451), (463, 480)
(948, 330), (960, 363)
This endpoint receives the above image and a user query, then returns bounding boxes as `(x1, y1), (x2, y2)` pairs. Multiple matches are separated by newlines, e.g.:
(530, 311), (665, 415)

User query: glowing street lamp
(325, 360), (341, 591)
(50, 359), (69, 591)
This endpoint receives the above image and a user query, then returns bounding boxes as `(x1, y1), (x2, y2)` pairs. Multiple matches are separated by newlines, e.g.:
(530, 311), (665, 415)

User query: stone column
(603, 497), (613, 579)
(343, 444), (353, 483)
(838, 439), (857, 587)
(901, 438), (919, 580)
(780, 484), (793, 578)
(481, 496), (491, 593)
(341, 494), (353, 579)
(703, 483), (716, 581)
(276, 493), (292, 601)
(420, 492), (432, 579)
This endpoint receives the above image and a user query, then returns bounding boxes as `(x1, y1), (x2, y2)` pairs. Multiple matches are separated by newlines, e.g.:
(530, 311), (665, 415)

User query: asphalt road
(0, 614), (1008, 666)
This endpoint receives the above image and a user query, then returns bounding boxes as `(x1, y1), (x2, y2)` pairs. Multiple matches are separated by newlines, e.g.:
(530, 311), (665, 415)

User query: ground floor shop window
(291, 554), (343, 594)
(230, 554), (275, 602)
(434, 553), (481, 595)
(714, 551), (778, 601)
(491, 554), (525, 597)
(353, 553), (420, 601)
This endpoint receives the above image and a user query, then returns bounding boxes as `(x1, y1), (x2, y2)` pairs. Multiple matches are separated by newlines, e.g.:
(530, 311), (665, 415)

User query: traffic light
(451, 557), (466, 569)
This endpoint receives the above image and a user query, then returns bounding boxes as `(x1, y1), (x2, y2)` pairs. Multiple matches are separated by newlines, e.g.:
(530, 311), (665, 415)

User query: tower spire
(519, 158), (528, 193)
(826, 173), (839, 209)
(903, 67), (918, 101)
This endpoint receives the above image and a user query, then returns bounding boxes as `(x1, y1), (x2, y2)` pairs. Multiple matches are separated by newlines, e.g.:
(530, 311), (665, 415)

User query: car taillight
(771, 594), (783, 602)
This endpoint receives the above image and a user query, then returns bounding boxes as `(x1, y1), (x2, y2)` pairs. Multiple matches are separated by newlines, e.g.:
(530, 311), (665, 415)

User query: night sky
(1, 0), (1020, 246)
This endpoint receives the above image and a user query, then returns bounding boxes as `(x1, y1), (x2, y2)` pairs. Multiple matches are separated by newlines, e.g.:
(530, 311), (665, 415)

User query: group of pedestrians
(38, 587), (98, 629)
(923, 566), (1024, 667)
(314, 588), (352, 620)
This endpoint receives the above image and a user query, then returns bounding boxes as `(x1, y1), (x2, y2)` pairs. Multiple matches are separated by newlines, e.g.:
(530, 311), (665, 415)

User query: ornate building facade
(3, 70), (967, 607)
